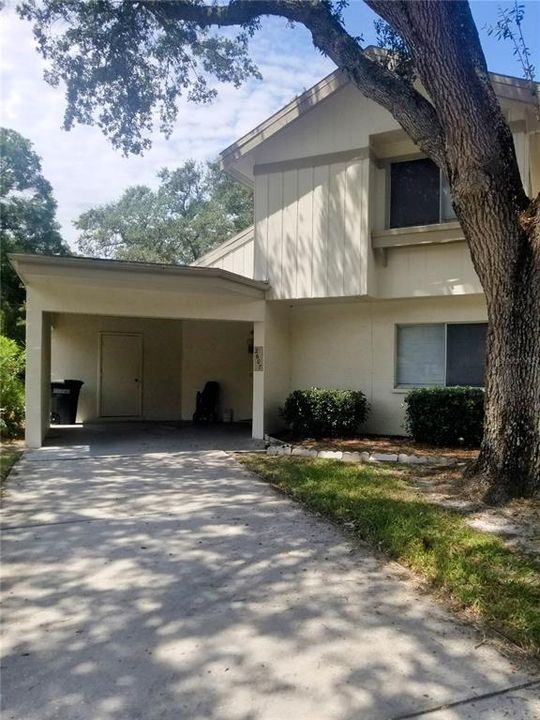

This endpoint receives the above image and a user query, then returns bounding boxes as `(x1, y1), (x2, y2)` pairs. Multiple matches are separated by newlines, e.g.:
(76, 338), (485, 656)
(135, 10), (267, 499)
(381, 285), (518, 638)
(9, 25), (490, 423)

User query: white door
(99, 333), (143, 417)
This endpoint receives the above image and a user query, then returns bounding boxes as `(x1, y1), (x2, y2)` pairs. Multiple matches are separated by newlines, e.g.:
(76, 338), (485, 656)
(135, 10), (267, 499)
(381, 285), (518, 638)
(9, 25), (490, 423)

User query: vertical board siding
(254, 175), (269, 280)
(512, 130), (529, 194)
(327, 162), (346, 296)
(201, 237), (255, 279)
(359, 157), (371, 296)
(244, 241), (254, 280)
(282, 170), (298, 299)
(344, 161), (363, 296)
(267, 172), (284, 295)
(255, 157), (370, 299)
(312, 164), (330, 297)
(296, 167), (314, 297)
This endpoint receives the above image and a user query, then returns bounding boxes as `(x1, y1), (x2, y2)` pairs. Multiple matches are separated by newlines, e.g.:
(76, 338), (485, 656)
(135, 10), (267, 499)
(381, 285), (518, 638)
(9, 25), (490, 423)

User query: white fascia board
(9, 253), (268, 298)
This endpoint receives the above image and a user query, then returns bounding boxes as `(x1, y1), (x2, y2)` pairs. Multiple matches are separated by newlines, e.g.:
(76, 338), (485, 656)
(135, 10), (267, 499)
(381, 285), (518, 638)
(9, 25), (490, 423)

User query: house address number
(254, 346), (264, 371)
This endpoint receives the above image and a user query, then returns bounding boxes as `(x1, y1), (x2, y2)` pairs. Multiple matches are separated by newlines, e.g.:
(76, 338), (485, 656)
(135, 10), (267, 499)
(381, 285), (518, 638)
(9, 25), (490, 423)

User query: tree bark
(458, 197), (540, 501)
(473, 273), (540, 501)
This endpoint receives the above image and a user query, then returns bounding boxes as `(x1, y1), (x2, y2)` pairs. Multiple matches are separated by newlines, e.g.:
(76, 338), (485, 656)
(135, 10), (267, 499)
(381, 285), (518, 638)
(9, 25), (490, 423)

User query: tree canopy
(19, 0), (261, 156)
(0, 127), (68, 343)
(75, 160), (253, 264)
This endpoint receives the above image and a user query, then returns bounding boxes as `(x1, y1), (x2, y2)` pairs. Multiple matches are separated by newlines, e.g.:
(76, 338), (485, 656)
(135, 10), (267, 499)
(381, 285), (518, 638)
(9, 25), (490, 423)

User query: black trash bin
(50, 380), (84, 424)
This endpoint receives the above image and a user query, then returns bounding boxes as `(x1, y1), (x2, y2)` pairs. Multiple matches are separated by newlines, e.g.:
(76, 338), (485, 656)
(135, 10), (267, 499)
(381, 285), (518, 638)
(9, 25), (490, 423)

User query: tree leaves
(373, 19), (415, 83)
(75, 159), (253, 264)
(0, 128), (68, 342)
(19, 0), (260, 155)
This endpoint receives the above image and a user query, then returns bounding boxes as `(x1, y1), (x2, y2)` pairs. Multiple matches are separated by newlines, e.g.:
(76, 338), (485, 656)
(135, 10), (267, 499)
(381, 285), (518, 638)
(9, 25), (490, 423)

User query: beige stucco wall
(181, 320), (253, 422)
(261, 303), (291, 432)
(28, 280), (265, 324)
(51, 314), (184, 422)
(20, 263), (267, 446)
(288, 294), (487, 435)
(41, 290), (491, 439)
(376, 241), (483, 298)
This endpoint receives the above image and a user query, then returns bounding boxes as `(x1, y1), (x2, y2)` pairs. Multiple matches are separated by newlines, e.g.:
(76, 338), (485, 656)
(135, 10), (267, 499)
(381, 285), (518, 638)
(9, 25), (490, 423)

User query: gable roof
(220, 64), (539, 185)
(220, 68), (347, 180)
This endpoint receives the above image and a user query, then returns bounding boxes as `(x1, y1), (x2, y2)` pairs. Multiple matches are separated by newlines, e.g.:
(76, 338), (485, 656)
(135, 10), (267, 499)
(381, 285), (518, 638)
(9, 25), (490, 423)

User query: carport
(10, 254), (272, 449)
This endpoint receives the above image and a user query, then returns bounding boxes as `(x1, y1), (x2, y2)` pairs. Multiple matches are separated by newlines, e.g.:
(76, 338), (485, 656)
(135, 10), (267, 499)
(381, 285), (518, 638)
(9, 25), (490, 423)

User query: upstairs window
(390, 158), (456, 228)
(396, 323), (487, 388)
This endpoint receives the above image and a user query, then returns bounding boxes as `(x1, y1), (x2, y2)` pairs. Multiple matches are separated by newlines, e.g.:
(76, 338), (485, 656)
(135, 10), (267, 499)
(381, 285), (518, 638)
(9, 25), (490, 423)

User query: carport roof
(9, 253), (269, 297)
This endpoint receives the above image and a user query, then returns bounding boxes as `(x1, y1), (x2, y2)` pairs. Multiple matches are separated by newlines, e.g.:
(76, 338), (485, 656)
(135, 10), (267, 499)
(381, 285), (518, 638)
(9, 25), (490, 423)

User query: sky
(1, 0), (539, 249)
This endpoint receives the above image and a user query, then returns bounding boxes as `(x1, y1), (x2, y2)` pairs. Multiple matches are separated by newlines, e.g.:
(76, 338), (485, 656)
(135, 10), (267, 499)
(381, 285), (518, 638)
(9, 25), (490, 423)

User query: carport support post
(25, 298), (51, 448)
(251, 321), (265, 439)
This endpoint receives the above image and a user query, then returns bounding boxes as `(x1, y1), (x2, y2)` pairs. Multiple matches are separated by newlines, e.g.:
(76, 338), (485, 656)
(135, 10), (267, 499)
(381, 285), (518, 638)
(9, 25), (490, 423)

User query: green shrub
(404, 386), (484, 447)
(281, 387), (369, 439)
(0, 335), (25, 439)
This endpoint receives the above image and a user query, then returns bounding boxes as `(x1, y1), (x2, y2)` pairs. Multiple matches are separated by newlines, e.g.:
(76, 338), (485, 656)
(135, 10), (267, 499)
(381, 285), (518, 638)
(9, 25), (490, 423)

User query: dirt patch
(402, 464), (539, 557)
(272, 434), (538, 556)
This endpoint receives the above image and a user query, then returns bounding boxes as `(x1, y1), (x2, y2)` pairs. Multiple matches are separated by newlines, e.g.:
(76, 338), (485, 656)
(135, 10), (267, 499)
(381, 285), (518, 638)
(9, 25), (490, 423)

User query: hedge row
(280, 385), (484, 447)
(281, 387), (369, 439)
(404, 386), (484, 447)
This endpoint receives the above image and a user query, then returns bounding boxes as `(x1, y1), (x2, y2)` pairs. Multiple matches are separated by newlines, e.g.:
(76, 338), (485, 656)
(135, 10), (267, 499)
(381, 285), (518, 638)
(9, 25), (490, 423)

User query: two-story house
(12, 68), (540, 448)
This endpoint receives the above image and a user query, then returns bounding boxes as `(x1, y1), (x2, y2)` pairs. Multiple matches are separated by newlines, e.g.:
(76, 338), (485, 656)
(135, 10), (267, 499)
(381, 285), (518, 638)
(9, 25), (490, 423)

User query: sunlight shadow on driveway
(1, 450), (538, 720)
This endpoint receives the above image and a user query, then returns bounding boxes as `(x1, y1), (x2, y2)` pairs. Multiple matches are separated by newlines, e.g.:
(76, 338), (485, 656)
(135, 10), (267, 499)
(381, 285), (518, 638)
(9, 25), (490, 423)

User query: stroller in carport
(193, 381), (220, 423)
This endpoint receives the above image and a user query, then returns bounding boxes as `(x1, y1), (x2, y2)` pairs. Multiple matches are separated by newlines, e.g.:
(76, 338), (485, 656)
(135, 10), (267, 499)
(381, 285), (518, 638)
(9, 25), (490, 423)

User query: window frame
(394, 321), (487, 390)
(386, 157), (456, 230)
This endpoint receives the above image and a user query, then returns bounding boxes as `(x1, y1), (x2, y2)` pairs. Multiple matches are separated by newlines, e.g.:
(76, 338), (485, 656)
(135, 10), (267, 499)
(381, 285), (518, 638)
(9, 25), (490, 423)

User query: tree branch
(365, 0), (529, 208)
(365, 0), (492, 121)
(143, 0), (445, 164)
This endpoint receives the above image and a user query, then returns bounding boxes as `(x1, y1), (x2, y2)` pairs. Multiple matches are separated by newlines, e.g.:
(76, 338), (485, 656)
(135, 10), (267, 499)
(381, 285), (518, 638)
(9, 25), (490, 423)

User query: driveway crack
(390, 679), (540, 719)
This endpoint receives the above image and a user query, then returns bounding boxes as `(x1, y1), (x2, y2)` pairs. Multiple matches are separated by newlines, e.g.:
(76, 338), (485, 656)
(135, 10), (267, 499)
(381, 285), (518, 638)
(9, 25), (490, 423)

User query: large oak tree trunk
(441, 94), (540, 502)
(462, 192), (540, 500)
(468, 241), (540, 501)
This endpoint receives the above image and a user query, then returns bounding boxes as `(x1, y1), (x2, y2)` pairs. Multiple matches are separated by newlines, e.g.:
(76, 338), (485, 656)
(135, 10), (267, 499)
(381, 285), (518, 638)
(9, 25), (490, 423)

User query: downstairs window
(396, 323), (487, 388)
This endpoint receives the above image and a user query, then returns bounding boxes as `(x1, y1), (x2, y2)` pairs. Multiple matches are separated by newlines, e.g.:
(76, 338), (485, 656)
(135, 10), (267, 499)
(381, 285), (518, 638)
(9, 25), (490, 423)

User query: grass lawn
(239, 455), (540, 656)
(0, 444), (23, 484)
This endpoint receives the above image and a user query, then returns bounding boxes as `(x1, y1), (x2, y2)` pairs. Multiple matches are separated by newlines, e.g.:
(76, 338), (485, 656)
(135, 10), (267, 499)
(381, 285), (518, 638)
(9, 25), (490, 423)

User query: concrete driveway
(39, 421), (262, 456)
(1, 438), (538, 719)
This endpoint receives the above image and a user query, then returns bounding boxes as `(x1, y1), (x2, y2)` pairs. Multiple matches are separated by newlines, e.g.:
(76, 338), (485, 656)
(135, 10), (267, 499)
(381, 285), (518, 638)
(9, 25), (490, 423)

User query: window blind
(396, 324), (446, 387)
